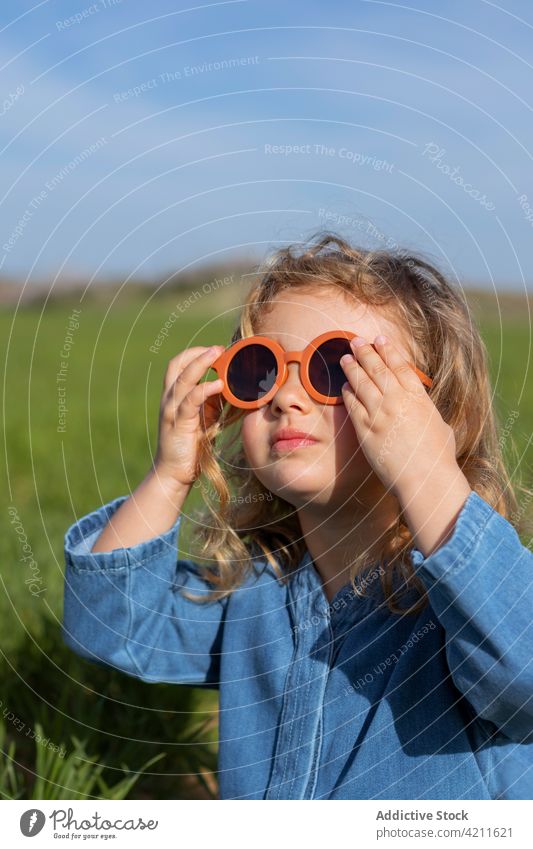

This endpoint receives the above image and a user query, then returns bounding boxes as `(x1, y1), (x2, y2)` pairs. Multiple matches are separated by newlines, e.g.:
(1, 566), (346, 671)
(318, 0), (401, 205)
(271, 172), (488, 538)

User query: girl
(63, 232), (533, 800)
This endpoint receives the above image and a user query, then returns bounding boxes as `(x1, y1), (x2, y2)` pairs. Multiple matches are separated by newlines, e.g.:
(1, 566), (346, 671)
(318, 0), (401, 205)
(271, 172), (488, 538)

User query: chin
(270, 476), (335, 507)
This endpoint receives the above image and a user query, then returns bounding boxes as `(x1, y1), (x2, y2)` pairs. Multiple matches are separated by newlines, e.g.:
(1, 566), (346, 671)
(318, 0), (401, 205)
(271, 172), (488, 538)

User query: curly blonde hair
(183, 231), (530, 615)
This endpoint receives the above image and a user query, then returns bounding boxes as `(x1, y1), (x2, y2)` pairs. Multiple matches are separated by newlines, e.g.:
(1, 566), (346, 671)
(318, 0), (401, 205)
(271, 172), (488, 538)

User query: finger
(341, 380), (370, 429)
(163, 345), (223, 393)
(180, 379), (224, 422)
(163, 347), (210, 391)
(349, 337), (397, 394)
(165, 378), (224, 426)
(165, 345), (224, 401)
(372, 336), (426, 395)
(340, 353), (382, 413)
(200, 389), (226, 430)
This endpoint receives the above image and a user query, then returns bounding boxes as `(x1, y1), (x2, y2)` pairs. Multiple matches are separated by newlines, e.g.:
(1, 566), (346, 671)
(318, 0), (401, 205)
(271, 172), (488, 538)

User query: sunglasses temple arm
(411, 363), (433, 389)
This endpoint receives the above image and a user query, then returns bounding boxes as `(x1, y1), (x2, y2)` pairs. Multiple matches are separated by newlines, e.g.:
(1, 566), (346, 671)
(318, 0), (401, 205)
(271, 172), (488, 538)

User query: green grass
(1, 291), (234, 799)
(1, 286), (532, 799)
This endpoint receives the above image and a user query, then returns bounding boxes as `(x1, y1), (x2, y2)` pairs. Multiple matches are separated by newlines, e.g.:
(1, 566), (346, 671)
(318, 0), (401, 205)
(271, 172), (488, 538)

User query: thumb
(200, 391), (225, 430)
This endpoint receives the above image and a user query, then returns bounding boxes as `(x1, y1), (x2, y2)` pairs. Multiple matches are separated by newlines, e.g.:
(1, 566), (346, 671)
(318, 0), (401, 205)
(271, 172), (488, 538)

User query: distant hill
(0, 258), (257, 308)
(1, 259), (531, 322)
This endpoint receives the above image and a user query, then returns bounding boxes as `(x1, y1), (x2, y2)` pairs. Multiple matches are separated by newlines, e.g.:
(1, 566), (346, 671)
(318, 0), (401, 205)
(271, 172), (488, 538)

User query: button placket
(300, 612), (334, 800)
(290, 596), (334, 800)
(264, 570), (332, 800)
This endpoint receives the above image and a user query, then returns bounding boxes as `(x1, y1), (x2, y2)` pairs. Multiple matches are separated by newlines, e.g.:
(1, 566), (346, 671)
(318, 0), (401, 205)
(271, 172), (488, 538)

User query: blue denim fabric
(62, 490), (533, 799)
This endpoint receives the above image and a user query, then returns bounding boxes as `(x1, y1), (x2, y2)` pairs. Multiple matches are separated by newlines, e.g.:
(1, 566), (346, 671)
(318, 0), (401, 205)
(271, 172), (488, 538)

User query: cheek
(241, 412), (266, 460)
(332, 408), (364, 463)
(332, 406), (358, 443)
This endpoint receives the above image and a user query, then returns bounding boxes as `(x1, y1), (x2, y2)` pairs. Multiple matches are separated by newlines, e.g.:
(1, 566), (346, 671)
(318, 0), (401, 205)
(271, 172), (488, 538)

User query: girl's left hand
(340, 336), (458, 499)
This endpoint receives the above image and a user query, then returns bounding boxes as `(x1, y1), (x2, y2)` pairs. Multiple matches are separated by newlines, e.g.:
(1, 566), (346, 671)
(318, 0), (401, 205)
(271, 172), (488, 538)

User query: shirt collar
(285, 548), (385, 629)
(291, 546), (425, 625)
(257, 543), (423, 623)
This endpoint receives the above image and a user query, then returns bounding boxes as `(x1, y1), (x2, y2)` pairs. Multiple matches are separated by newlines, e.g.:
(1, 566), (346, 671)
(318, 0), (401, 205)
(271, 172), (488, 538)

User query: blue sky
(2, 0), (533, 290)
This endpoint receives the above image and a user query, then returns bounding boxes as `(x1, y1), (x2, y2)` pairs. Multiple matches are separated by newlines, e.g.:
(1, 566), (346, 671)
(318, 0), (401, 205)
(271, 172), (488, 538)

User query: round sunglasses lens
(308, 338), (353, 396)
(227, 344), (278, 402)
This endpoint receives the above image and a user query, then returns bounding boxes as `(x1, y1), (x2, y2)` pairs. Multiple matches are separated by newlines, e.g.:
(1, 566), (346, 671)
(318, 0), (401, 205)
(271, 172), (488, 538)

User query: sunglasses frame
(207, 329), (433, 412)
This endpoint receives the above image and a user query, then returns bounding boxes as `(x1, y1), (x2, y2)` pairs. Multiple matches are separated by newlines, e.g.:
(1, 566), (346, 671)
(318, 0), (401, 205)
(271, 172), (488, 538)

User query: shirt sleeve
(62, 495), (227, 688)
(410, 489), (533, 744)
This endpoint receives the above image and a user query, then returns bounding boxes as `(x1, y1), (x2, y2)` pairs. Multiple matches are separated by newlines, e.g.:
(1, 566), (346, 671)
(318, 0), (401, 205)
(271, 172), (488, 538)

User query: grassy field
(1, 284), (532, 799)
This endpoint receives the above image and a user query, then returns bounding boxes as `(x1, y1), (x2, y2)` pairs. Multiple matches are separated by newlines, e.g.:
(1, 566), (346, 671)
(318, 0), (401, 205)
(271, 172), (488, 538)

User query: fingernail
(351, 336), (368, 348)
(340, 354), (353, 365)
(375, 335), (388, 345)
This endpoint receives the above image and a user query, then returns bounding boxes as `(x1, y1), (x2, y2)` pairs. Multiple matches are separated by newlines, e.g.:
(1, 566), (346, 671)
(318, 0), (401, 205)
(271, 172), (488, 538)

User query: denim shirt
(62, 490), (533, 800)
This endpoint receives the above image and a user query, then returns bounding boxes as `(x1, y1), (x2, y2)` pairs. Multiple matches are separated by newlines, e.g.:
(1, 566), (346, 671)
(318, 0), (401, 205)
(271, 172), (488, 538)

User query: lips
(271, 427), (319, 450)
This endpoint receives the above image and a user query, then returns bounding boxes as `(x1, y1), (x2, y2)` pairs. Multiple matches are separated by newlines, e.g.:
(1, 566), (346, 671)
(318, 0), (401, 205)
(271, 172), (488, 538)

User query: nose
(270, 362), (312, 415)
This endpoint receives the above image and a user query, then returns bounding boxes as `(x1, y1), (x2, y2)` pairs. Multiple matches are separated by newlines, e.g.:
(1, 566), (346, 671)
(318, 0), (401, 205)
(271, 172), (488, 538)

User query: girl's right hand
(153, 345), (225, 489)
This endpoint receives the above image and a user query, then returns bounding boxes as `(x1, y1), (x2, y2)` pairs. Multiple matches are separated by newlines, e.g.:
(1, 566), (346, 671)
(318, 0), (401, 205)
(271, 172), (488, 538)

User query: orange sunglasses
(203, 330), (432, 417)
